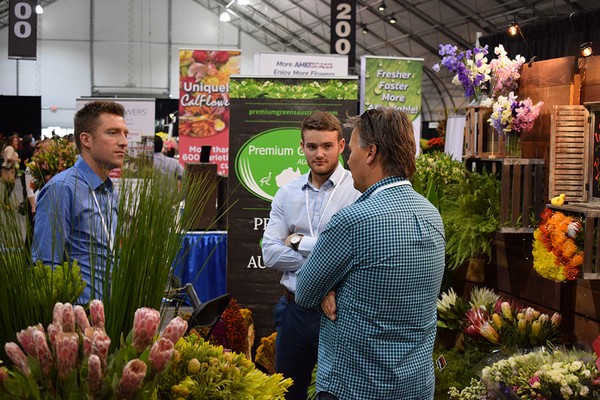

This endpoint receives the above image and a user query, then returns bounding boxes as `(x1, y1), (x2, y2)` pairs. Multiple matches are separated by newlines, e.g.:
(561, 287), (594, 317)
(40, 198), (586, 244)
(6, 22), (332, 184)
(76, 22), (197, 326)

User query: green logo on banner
(236, 128), (309, 202)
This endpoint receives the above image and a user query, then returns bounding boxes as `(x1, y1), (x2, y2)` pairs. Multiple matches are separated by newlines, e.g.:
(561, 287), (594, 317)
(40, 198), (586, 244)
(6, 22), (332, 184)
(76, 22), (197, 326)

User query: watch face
(291, 235), (300, 244)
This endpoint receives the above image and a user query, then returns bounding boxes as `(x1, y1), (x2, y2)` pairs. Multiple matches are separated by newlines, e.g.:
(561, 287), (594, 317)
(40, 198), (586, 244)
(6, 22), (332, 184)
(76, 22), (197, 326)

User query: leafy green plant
(433, 343), (485, 399)
(412, 152), (466, 211)
(441, 170), (501, 270)
(230, 79), (358, 100)
(101, 165), (221, 350)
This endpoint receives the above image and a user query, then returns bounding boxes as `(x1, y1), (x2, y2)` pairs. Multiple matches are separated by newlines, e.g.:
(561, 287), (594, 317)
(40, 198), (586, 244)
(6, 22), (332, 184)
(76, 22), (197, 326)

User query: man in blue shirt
(262, 111), (360, 400)
(153, 134), (184, 182)
(296, 107), (446, 400)
(33, 101), (129, 304)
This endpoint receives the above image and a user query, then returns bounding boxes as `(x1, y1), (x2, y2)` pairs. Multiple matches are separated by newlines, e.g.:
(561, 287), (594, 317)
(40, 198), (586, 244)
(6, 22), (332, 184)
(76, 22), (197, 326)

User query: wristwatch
(290, 233), (303, 251)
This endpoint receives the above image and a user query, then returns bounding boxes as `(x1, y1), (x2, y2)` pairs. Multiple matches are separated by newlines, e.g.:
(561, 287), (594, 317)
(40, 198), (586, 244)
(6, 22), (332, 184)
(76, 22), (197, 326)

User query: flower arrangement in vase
(482, 92), (544, 157)
(532, 208), (584, 281)
(27, 136), (77, 192)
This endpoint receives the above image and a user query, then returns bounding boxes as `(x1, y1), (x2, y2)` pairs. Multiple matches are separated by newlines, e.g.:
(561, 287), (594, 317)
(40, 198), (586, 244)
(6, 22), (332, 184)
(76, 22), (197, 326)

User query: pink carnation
(160, 317), (188, 345)
(116, 359), (147, 400)
(132, 307), (161, 353)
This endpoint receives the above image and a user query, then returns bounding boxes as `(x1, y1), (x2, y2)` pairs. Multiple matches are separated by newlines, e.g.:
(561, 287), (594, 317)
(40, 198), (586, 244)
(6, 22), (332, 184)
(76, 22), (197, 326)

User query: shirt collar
(358, 176), (408, 202)
(73, 157), (113, 192)
(303, 162), (346, 190)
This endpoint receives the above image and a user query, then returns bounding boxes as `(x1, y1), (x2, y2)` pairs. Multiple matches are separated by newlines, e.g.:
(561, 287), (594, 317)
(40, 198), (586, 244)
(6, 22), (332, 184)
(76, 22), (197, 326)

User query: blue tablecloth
(173, 231), (227, 304)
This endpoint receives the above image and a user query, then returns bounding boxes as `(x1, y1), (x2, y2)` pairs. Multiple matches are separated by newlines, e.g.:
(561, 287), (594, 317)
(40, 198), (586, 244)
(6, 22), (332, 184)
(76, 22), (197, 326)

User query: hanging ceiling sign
(330, 0), (356, 73)
(8, 0), (37, 59)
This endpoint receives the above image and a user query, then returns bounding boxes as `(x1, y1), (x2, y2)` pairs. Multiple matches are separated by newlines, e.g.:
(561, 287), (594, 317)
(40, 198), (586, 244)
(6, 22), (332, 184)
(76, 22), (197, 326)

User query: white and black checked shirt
(296, 176), (446, 400)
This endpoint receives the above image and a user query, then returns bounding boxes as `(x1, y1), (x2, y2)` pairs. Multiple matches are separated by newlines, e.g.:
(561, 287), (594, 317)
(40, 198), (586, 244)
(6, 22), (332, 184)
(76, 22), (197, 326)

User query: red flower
(211, 51), (230, 64)
(192, 50), (210, 63)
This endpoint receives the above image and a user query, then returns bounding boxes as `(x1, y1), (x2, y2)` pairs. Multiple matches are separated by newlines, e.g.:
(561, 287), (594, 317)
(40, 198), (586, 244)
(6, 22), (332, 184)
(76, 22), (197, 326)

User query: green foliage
(0, 207), (84, 362)
(441, 170), (501, 270)
(230, 78), (358, 100)
(155, 334), (293, 399)
(433, 343), (486, 400)
(101, 165), (222, 350)
(413, 152), (466, 210)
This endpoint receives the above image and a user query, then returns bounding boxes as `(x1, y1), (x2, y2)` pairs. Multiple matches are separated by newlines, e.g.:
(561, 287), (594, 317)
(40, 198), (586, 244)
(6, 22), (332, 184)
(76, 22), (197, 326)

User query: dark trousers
(274, 294), (320, 400)
(316, 392), (339, 400)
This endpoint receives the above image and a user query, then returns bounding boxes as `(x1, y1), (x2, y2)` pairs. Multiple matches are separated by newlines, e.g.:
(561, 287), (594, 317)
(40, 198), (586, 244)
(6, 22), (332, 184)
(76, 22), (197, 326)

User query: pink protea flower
(149, 338), (175, 376)
(61, 303), (76, 332)
(5, 343), (30, 375)
(90, 299), (105, 329)
(160, 317), (188, 345)
(132, 307), (160, 353)
(16, 324), (44, 356)
(464, 307), (488, 338)
(47, 323), (63, 348)
(31, 329), (54, 376)
(91, 330), (111, 368)
(551, 312), (562, 328)
(116, 359), (147, 400)
(87, 354), (103, 395)
(74, 305), (91, 331)
(52, 302), (64, 325)
(54, 332), (79, 379)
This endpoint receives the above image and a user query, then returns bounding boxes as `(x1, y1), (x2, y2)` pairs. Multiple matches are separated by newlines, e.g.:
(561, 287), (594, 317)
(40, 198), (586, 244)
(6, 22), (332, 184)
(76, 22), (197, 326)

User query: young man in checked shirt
(296, 107), (446, 400)
(262, 111), (360, 400)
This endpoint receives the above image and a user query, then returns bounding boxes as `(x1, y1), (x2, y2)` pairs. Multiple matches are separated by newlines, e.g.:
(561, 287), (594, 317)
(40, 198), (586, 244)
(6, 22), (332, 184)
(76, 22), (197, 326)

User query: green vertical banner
(228, 76), (358, 342)
(360, 56), (423, 150)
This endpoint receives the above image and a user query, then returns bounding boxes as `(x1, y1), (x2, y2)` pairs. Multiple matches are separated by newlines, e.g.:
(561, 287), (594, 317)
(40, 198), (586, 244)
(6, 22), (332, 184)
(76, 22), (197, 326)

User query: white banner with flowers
(178, 49), (241, 176)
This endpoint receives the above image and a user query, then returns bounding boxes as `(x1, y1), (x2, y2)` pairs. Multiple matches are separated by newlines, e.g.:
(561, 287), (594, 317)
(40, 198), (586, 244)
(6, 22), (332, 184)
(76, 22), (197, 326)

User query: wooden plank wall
(580, 56), (600, 104)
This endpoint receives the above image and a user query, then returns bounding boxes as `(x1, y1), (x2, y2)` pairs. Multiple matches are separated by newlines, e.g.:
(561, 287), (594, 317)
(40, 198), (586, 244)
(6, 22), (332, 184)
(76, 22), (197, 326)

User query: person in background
(296, 107), (446, 400)
(153, 134), (184, 182)
(262, 111), (360, 400)
(33, 101), (128, 304)
(2, 134), (21, 209)
(18, 134), (35, 218)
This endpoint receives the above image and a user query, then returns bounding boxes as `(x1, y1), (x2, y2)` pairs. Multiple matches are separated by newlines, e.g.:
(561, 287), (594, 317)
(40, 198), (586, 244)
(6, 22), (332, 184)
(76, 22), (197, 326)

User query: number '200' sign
(330, 0), (355, 69)
(9, 0), (37, 59)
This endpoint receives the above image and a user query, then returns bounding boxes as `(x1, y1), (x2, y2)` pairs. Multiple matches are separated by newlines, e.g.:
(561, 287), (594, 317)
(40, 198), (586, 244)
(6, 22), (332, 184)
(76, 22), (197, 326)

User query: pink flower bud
(61, 303), (75, 332)
(91, 330), (111, 368)
(54, 332), (79, 379)
(74, 305), (91, 332)
(551, 313), (562, 328)
(31, 329), (54, 376)
(53, 302), (64, 325)
(89, 300), (105, 329)
(116, 359), (147, 399)
(16, 324), (44, 356)
(160, 317), (188, 345)
(149, 338), (174, 375)
(525, 307), (535, 321)
(132, 307), (160, 353)
(83, 327), (95, 358)
(88, 354), (103, 395)
(5, 343), (30, 375)
(538, 314), (549, 324)
(47, 323), (63, 348)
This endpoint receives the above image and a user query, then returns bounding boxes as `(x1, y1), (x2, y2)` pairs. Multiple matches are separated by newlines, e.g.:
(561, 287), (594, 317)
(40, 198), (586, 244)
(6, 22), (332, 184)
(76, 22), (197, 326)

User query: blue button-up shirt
(33, 157), (117, 304)
(262, 164), (360, 292)
(296, 176), (446, 400)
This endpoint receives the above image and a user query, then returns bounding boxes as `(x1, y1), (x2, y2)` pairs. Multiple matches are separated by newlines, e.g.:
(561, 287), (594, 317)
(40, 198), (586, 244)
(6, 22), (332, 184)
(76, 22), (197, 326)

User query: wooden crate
(549, 105), (590, 202)
(464, 106), (501, 158)
(465, 158), (545, 233)
(547, 203), (600, 279)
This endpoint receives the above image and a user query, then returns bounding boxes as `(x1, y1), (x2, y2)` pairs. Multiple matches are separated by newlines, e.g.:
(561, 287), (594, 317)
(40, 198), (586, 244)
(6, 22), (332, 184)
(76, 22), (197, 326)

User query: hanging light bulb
(237, 0), (249, 5)
(507, 22), (519, 36)
(580, 42), (593, 57)
(389, 14), (397, 24)
(378, 1), (386, 11)
(361, 23), (369, 34)
(35, 3), (44, 14)
(219, 10), (231, 22)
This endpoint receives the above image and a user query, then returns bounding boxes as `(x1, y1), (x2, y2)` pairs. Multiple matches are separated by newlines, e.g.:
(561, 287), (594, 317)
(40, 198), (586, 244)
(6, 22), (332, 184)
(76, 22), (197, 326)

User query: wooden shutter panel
(549, 105), (590, 203)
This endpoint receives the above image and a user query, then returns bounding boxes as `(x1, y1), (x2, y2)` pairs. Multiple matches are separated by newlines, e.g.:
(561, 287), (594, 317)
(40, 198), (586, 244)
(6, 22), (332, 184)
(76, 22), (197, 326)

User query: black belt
(284, 289), (295, 303)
